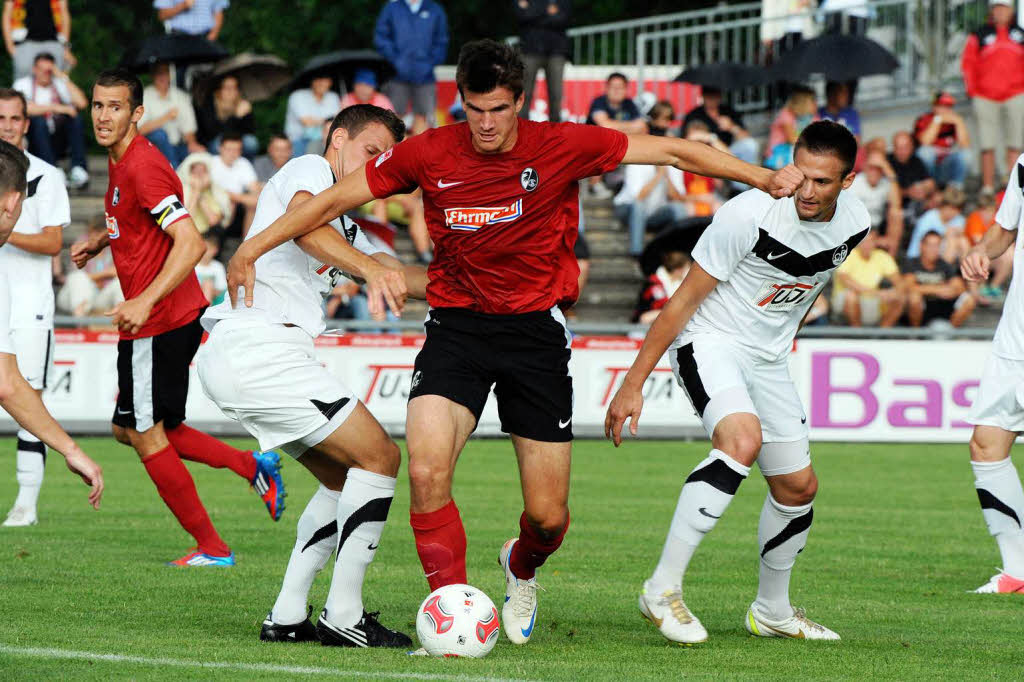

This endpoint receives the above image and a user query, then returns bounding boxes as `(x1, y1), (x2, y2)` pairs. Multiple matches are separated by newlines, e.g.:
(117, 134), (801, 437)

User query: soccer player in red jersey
(71, 69), (285, 567)
(227, 41), (802, 642)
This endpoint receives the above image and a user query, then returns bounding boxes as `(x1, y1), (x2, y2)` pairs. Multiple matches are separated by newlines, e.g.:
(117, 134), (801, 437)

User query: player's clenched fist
(70, 234), (104, 269)
(604, 382), (644, 447)
(766, 164), (804, 199)
(363, 262), (408, 320)
(961, 246), (990, 282)
(105, 297), (154, 336)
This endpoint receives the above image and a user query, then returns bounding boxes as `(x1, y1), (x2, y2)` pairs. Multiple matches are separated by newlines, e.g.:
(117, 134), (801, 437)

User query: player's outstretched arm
(620, 135), (804, 199)
(0, 354), (103, 508)
(604, 264), (719, 446)
(228, 167), (376, 308)
(962, 222), (1017, 282)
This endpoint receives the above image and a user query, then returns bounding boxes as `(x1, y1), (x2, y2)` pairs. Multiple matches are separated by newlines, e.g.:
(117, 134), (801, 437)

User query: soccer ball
(415, 583), (500, 658)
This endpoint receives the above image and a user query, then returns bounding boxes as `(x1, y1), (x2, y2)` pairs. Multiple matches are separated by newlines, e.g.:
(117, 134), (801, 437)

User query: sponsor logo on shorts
(520, 167), (539, 192)
(443, 199), (523, 231)
(753, 280), (818, 311)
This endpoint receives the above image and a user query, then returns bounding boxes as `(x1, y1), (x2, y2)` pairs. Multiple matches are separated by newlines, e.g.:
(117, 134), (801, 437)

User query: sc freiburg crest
(520, 167), (539, 192)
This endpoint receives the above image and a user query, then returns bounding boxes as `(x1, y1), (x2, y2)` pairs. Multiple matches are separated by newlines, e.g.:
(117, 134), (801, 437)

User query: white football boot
(744, 603), (840, 640)
(971, 569), (1024, 594)
(499, 538), (541, 645)
(638, 580), (708, 644)
(2, 505), (38, 527)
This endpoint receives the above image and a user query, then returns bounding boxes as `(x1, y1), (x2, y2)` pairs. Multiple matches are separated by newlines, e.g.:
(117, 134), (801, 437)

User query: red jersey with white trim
(104, 134), (206, 339)
(365, 120), (628, 314)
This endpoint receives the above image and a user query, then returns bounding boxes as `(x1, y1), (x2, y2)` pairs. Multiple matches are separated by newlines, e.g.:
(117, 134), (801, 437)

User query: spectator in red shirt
(632, 250), (690, 324)
(913, 92), (970, 189)
(961, 0), (1024, 191)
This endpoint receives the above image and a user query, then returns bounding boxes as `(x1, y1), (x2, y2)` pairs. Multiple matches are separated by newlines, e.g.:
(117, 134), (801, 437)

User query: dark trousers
(521, 53), (566, 123)
(27, 114), (86, 169)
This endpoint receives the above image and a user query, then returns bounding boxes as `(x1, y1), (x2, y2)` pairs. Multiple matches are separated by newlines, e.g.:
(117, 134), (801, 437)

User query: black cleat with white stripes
(259, 609), (320, 643)
(316, 609), (413, 648)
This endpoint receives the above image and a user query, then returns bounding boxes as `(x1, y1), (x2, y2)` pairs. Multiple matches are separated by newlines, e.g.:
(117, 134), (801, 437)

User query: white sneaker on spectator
(69, 166), (89, 190)
(589, 181), (613, 199)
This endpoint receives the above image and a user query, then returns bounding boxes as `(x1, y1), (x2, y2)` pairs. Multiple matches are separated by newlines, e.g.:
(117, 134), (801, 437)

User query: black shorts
(112, 314), (204, 432)
(409, 307), (574, 442)
(922, 297), (956, 324)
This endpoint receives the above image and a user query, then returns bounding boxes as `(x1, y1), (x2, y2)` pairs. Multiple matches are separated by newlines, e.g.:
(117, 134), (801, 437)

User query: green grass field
(1, 437), (1022, 680)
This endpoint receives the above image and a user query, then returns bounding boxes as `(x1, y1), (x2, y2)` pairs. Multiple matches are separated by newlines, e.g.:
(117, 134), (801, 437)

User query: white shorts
(968, 353), (1024, 434)
(197, 321), (359, 458)
(671, 334), (810, 474)
(10, 327), (53, 390)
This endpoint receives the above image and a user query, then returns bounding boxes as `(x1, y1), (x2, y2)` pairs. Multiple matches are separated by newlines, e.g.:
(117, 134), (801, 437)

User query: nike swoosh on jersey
(437, 179), (463, 188)
(767, 251), (790, 260)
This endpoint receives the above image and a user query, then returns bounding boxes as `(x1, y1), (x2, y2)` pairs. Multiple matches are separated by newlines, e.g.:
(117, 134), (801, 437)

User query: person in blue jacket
(374, 0), (449, 135)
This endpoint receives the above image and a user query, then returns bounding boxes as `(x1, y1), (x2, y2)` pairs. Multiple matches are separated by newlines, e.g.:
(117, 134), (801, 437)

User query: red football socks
(142, 445), (231, 557)
(166, 424), (257, 481)
(509, 511), (570, 580)
(410, 499), (467, 591)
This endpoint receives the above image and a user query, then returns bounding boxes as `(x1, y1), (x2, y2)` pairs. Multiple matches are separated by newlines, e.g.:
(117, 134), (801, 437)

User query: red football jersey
(365, 120), (628, 314)
(104, 135), (206, 339)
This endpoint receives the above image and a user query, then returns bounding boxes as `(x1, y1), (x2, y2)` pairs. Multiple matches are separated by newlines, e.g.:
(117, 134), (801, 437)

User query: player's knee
(408, 458), (453, 497)
(722, 432), (762, 465)
(792, 473), (818, 505)
(969, 435), (1005, 463)
(524, 506), (569, 541)
(374, 439), (402, 477)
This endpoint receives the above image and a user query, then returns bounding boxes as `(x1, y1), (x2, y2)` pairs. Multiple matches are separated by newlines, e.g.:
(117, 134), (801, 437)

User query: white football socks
(649, 449), (750, 593)
(754, 494), (813, 621)
(972, 458), (1024, 578)
(271, 485), (340, 625)
(323, 468), (396, 628)
(13, 432), (46, 512)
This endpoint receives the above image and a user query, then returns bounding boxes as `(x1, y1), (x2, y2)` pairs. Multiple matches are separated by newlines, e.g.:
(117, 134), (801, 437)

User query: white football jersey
(0, 152), (70, 329)
(990, 155), (1024, 360)
(675, 189), (870, 362)
(202, 154), (379, 337)
(0, 270), (11, 355)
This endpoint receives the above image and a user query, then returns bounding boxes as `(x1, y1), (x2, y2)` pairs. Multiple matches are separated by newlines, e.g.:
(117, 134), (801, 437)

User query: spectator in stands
(965, 190), (1013, 299)
(904, 230), (976, 328)
(961, 0), (1024, 192)
(681, 119), (727, 216)
(339, 68), (394, 111)
(832, 230), (906, 327)
(154, 0), (227, 41)
(818, 81), (860, 139)
(3, 0), (73, 80)
(138, 62), (203, 168)
(286, 75), (341, 158)
(195, 234), (227, 305)
(56, 214), (122, 317)
(848, 150), (903, 255)
(632, 250), (690, 324)
(765, 86), (817, 169)
(761, 0), (815, 57)
(14, 51), (87, 188)
(253, 132), (291, 183)
(913, 91), (970, 189)
(906, 186), (967, 260)
(820, 0), (871, 36)
(196, 75), (258, 157)
(209, 131), (259, 239)
(586, 72), (646, 198)
(179, 153), (230, 235)
(888, 130), (935, 208)
(683, 86), (758, 165)
(515, 0), (571, 122)
(373, 0), (448, 135)
(612, 136), (688, 256)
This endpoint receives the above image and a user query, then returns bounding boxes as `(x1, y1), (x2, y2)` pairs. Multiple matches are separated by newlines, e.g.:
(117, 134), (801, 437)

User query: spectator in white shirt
(613, 160), (688, 256)
(56, 214), (122, 317)
(195, 234), (227, 304)
(285, 76), (341, 158)
(138, 62), (204, 168)
(209, 131), (259, 238)
(14, 51), (87, 188)
(848, 150), (903, 255)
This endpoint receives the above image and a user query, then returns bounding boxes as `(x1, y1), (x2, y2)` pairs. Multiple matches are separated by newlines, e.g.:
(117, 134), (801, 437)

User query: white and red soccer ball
(415, 584), (500, 658)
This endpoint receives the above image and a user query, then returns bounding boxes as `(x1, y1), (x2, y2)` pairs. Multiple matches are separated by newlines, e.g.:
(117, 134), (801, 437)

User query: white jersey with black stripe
(201, 154), (379, 337)
(0, 152), (70, 329)
(674, 188), (870, 363)
(990, 155), (1024, 360)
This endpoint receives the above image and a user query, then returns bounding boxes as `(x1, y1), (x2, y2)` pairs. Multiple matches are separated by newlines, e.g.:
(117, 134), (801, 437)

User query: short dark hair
(268, 131), (290, 144)
(794, 120), (858, 176)
(0, 88), (28, 118)
(324, 104), (406, 153)
(33, 52), (56, 65)
(0, 139), (28, 195)
(921, 230), (943, 243)
(607, 72), (629, 85)
(220, 130), (243, 145)
(649, 100), (674, 121)
(94, 68), (144, 110)
(825, 81), (847, 99)
(455, 40), (525, 99)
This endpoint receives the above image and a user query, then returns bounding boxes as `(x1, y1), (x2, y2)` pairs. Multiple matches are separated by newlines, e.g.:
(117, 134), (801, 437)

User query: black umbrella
(640, 217), (712, 276)
(768, 34), (899, 82)
(120, 34), (229, 71)
(289, 50), (395, 92)
(675, 62), (770, 90)
(192, 53), (292, 104)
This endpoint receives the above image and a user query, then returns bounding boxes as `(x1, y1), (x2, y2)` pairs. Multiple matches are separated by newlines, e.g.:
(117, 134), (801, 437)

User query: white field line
(0, 644), (538, 682)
